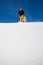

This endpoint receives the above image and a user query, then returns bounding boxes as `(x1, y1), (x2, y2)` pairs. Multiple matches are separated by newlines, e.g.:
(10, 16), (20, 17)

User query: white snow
(0, 22), (43, 65)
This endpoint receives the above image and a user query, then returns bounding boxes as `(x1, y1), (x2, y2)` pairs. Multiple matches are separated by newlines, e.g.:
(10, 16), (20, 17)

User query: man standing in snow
(18, 8), (25, 22)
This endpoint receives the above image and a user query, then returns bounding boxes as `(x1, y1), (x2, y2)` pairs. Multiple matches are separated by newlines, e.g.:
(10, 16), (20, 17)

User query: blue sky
(0, 0), (43, 22)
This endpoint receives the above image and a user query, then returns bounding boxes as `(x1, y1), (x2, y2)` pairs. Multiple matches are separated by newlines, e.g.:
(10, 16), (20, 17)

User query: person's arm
(18, 10), (20, 14)
(16, 10), (20, 15)
(22, 10), (25, 14)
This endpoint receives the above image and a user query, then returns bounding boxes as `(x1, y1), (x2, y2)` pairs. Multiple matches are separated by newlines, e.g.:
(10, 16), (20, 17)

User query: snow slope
(0, 22), (43, 65)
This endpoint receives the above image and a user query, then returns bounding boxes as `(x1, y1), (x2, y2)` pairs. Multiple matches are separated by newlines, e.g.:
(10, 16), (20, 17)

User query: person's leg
(20, 15), (24, 22)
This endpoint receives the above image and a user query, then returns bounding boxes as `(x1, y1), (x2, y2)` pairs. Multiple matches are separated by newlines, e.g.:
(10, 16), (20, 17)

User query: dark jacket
(18, 10), (24, 16)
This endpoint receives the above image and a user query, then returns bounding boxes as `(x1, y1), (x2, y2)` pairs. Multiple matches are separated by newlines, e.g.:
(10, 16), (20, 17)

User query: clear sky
(0, 0), (43, 22)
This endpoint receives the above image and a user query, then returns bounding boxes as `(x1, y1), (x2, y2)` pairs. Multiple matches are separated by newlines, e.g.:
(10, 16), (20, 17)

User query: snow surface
(0, 22), (43, 65)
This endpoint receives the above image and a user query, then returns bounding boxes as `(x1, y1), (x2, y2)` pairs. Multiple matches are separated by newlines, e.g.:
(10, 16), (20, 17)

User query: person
(18, 8), (25, 22)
